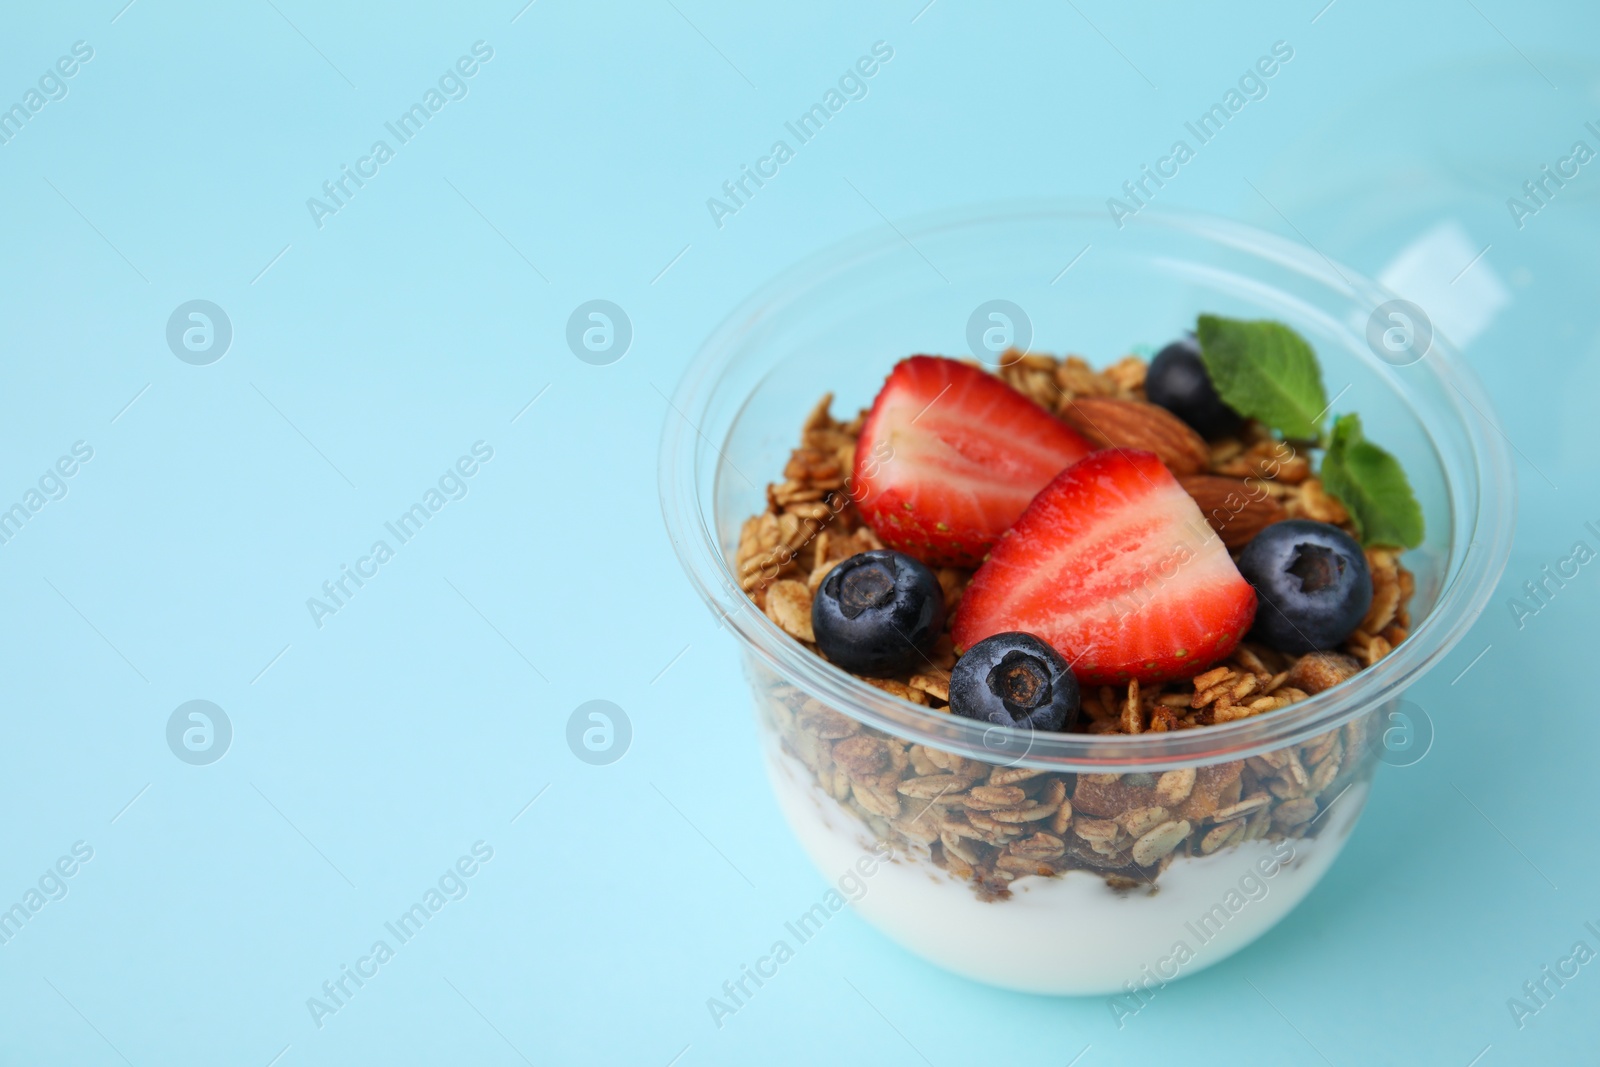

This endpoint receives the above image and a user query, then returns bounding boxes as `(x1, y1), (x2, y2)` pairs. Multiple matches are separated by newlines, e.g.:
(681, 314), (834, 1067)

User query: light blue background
(0, 1), (1596, 1064)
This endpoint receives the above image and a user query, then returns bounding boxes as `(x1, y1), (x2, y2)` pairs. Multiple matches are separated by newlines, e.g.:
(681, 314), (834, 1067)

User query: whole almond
(1061, 397), (1209, 475)
(1179, 475), (1288, 549)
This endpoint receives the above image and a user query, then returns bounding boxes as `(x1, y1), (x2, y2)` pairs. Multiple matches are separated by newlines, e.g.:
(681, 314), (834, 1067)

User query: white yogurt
(765, 747), (1365, 996)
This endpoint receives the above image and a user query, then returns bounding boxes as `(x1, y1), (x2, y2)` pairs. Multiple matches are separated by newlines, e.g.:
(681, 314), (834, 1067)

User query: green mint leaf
(1319, 413), (1424, 549)
(1196, 315), (1328, 439)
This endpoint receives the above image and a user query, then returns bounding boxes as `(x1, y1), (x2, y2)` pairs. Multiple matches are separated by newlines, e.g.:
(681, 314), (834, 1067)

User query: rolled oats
(1156, 768), (1197, 805)
(1210, 793), (1272, 822)
(1200, 820), (1246, 854)
(891, 813), (940, 846)
(1272, 797), (1319, 829)
(965, 785), (1028, 810)
(1119, 805), (1172, 838)
(897, 774), (974, 799)
(1309, 749), (1341, 795)
(990, 804), (1059, 824)
(1268, 775), (1305, 801)
(989, 766), (1045, 787)
(851, 778), (903, 818)
(1120, 679), (1143, 734)
(864, 677), (928, 705)
(1073, 817), (1120, 844)
(1012, 831), (1068, 860)
(1131, 819), (1192, 867)
(1284, 748), (1310, 790)
(1301, 728), (1341, 767)
(1344, 629), (1393, 668)
(763, 580), (815, 642)
(1230, 644), (1273, 680)
(996, 852), (1057, 876)
(964, 810), (1017, 840)
(907, 669), (951, 702)
(941, 832), (981, 868)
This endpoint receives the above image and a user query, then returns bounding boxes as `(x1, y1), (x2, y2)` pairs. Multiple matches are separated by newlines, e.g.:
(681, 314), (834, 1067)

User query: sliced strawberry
(853, 356), (1094, 566)
(952, 449), (1257, 685)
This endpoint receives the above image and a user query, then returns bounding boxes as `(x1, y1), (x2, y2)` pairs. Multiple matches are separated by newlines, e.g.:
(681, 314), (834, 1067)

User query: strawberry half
(853, 356), (1094, 566)
(953, 449), (1257, 685)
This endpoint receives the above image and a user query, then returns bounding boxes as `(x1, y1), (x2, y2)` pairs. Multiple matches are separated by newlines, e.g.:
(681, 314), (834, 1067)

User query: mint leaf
(1319, 413), (1424, 548)
(1196, 315), (1328, 439)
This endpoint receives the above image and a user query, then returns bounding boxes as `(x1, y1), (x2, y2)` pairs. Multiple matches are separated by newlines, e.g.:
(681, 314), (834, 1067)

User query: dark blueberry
(811, 549), (946, 677)
(948, 632), (1081, 732)
(1237, 520), (1373, 654)
(1146, 335), (1242, 439)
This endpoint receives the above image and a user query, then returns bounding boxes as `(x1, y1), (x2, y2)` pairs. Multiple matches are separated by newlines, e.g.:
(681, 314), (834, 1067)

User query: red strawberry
(953, 449), (1256, 685)
(853, 356), (1094, 566)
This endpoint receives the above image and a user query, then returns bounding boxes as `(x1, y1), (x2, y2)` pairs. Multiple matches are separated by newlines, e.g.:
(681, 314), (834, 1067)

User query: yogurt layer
(766, 745), (1365, 995)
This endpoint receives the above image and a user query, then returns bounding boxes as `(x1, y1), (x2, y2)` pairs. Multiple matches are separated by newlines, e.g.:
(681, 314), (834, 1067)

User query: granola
(756, 659), (1376, 900)
(741, 351), (1414, 730)
(739, 348), (1413, 900)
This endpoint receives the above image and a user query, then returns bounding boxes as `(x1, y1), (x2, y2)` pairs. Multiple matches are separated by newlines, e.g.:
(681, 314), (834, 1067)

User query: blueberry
(1237, 520), (1373, 654)
(811, 549), (946, 677)
(949, 632), (1081, 732)
(1146, 335), (1242, 439)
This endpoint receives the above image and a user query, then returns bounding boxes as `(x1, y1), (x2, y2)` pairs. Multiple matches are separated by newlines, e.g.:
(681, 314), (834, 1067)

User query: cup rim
(659, 200), (1517, 770)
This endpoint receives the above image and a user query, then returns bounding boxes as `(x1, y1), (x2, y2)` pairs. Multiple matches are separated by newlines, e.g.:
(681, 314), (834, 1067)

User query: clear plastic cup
(659, 203), (1515, 995)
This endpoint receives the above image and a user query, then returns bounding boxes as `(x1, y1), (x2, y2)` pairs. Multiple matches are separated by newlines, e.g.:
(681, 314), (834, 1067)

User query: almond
(1178, 475), (1288, 549)
(1060, 397), (1209, 475)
